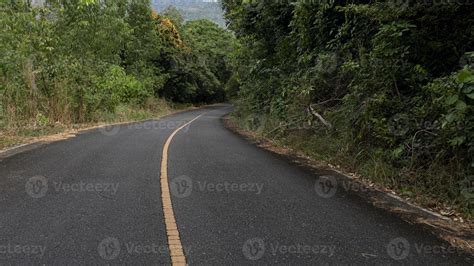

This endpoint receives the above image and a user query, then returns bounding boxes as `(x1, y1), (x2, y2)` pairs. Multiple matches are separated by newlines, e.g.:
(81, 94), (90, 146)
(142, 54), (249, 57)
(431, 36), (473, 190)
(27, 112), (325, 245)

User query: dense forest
(222, 0), (474, 215)
(1, 0), (237, 130)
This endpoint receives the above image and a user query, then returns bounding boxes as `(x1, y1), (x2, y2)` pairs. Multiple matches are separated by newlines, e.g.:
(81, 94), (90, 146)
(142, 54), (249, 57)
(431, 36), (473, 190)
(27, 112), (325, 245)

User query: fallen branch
(308, 104), (332, 129)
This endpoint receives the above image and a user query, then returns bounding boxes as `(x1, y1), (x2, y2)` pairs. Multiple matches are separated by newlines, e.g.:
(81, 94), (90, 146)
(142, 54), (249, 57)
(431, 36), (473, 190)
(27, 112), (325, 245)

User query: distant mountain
(31, 0), (45, 6)
(151, 0), (225, 28)
(29, 0), (225, 27)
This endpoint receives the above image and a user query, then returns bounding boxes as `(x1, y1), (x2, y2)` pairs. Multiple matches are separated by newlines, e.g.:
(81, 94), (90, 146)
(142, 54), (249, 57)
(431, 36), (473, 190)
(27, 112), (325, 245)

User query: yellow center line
(160, 114), (203, 266)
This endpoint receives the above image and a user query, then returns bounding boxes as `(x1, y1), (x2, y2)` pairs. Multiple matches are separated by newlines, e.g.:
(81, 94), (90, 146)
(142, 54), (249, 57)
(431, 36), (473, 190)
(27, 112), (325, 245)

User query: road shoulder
(222, 115), (474, 255)
(0, 106), (206, 160)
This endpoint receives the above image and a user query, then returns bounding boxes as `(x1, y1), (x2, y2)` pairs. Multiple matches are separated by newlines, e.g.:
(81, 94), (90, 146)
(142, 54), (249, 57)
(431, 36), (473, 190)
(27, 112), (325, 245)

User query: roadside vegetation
(222, 1), (474, 217)
(0, 0), (237, 148)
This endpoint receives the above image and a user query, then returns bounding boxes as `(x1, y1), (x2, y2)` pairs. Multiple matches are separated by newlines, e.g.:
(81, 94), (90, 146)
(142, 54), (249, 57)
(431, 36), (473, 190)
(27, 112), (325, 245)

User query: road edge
(221, 115), (474, 255)
(0, 105), (210, 160)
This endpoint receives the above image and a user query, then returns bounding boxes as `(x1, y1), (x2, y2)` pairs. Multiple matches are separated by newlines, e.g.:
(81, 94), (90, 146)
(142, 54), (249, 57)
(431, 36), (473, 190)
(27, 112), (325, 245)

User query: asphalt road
(0, 104), (472, 265)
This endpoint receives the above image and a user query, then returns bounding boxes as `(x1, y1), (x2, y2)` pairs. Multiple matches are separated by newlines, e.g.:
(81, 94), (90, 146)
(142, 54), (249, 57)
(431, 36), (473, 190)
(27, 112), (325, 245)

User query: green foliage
(162, 5), (184, 28)
(1, 1), (236, 128)
(156, 17), (238, 103)
(223, 0), (474, 214)
(184, 20), (238, 90)
(35, 112), (49, 127)
(88, 65), (152, 115)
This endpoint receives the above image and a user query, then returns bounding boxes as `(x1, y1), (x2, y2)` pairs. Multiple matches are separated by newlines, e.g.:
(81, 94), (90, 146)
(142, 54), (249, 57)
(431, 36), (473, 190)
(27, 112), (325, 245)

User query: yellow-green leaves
(79, 0), (97, 6)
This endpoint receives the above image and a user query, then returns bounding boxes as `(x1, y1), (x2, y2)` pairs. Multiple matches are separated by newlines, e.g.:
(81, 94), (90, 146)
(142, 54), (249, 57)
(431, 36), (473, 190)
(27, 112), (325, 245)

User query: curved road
(0, 105), (471, 264)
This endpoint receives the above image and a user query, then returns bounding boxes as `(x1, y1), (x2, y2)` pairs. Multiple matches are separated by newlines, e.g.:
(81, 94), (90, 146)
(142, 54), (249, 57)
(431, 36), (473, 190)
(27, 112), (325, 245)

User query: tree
(162, 5), (183, 28)
(183, 19), (238, 85)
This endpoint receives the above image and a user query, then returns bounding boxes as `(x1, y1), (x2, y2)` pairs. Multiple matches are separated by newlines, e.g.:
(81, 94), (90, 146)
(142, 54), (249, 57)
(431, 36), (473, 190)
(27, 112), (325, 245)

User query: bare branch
(308, 105), (332, 129)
